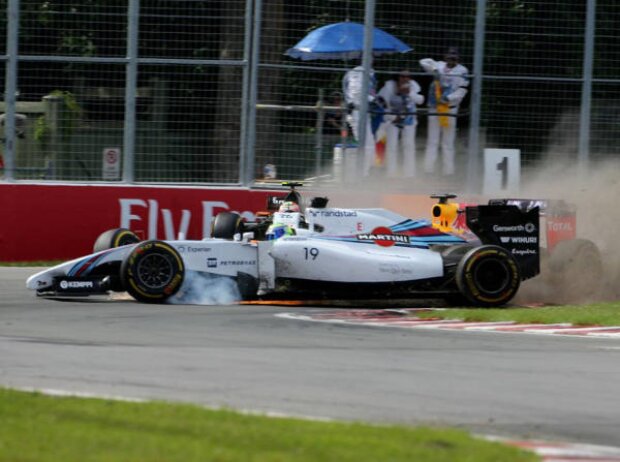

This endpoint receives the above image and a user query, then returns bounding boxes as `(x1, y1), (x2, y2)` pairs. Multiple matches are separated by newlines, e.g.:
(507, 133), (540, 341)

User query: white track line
(487, 437), (620, 461)
(278, 311), (620, 340)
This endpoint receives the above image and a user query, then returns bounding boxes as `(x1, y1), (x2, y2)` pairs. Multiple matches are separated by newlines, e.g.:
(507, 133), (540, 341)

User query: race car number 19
(304, 247), (319, 260)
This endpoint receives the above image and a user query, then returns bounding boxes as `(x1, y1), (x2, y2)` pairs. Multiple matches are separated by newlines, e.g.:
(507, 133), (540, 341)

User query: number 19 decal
(304, 247), (319, 260)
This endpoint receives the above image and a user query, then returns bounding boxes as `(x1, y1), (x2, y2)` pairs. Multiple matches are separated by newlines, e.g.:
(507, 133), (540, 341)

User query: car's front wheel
(121, 241), (184, 303)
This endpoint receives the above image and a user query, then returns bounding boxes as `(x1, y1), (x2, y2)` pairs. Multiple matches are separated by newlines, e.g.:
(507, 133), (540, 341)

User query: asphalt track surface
(2, 267), (620, 447)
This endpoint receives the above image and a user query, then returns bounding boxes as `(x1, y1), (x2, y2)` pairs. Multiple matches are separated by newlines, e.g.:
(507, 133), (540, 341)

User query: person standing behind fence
(343, 65), (378, 177)
(420, 47), (469, 176)
(378, 71), (424, 178)
(323, 91), (347, 137)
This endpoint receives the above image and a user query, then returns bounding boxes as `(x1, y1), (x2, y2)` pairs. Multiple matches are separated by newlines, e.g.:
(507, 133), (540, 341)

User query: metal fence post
(314, 88), (325, 179)
(3, 0), (20, 182)
(122, 0), (139, 183)
(578, 0), (596, 171)
(466, 0), (486, 193)
(42, 94), (61, 179)
(357, 0), (376, 181)
(245, 0), (262, 186)
(238, 0), (254, 185)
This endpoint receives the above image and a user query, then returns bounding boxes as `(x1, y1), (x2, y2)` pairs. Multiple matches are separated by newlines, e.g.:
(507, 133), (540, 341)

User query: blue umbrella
(285, 22), (412, 61)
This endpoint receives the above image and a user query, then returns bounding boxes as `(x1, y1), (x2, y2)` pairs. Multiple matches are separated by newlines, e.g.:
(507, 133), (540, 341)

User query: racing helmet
(279, 201), (300, 213)
(266, 223), (295, 240)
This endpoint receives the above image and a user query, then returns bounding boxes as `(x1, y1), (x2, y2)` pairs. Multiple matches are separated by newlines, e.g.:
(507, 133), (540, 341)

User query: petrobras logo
(219, 259), (257, 267)
(59, 280), (94, 289)
(309, 209), (358, 218)
(356, 226), (410, 247)
(493, 223), (537, 233)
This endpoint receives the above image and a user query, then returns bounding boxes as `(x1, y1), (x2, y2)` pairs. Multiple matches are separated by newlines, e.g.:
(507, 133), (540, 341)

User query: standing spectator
(378, 70), (424, 178)
(420, 47), (469, 176)
(342, 65), (378, 176)
(323, 91), (347, 137)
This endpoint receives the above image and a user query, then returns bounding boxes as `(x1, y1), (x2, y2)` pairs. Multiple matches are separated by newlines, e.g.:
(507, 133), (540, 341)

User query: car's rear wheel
(121, 241), (184, 303)
(455, 245), (521, 307)
(212, 212), (244, 240)
(439, 245), (474, 306)
(440, 244), (475, 265)
(93, 228), (140, 253)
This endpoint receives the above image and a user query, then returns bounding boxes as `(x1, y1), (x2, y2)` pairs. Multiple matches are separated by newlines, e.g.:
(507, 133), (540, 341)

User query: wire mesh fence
(1, 0), (618, 191)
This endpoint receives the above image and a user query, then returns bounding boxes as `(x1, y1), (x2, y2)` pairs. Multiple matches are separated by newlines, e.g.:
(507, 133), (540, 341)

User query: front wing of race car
(26, 239), (260, 300)
(26, 246), (135, 297)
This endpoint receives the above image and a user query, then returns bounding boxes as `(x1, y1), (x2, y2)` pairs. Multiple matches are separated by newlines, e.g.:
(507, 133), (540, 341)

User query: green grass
(416, 302), (620, 326)
(0, 388), (538, 462)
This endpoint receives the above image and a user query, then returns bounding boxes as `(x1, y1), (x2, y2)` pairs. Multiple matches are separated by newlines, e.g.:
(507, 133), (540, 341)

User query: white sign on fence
(102, 147), (121, 180)
(483, 148), (521, 195)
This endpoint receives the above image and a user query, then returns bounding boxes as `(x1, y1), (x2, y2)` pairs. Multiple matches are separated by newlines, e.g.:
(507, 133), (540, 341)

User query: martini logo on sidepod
(357, 227), (410, 247)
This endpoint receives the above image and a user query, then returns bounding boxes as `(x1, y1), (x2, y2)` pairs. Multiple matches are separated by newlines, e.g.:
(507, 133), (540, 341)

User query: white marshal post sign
(483, 148), (521, 195)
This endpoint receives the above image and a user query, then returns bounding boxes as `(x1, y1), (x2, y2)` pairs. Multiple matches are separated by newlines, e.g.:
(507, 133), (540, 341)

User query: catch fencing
(1, 0), (617, 192)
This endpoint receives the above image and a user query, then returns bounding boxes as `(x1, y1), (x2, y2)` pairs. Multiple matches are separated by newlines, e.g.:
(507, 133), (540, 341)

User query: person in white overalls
(420, 47), (469, 176)
(342, 65), (378, 177)
(378, 71), (424, 178)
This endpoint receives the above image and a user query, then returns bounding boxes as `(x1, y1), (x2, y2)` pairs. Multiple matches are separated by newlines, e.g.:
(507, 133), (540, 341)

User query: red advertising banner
(0, 184), (280, 261)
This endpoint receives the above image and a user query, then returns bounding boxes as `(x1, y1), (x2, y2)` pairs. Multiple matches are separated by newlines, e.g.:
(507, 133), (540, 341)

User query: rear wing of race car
(488, 198), (576, 251)
(466, 204), (540, 280)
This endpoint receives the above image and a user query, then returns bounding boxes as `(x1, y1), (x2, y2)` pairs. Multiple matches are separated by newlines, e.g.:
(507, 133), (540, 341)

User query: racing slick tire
(212, 212), (244, 240)
(93, 228), (140, 253)
(439, 245), (474, 306)
(547, 238), (602, 303)
(455, 245), (521, 307)
(440, 244), (476, 265)
(121, 240), (184, 303)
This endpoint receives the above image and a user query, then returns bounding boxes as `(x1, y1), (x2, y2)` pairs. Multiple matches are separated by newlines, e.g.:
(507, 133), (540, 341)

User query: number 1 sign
(483, 148), (520, 195)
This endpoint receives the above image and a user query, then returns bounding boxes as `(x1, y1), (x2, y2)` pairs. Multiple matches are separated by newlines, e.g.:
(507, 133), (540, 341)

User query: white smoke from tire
(168, 271), (241, 305)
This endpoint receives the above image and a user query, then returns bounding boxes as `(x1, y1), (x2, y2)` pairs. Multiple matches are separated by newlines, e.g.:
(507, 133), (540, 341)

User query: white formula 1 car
(27, 186), (542, 307)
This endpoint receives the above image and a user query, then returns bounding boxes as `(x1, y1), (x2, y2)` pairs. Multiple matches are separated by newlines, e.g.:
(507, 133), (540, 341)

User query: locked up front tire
(456, 245), (521, 307)
(121, 240), (184, 303)
(93, 228), (140, 253)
